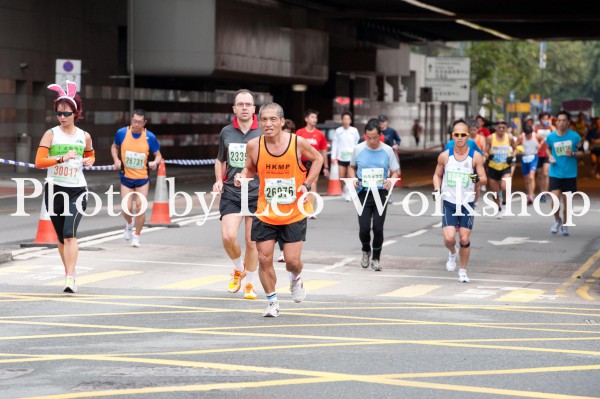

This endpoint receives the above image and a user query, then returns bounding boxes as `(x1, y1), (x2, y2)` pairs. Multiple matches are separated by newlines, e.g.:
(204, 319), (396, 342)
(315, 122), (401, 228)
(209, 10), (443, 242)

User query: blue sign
(63, 61), (74, 72)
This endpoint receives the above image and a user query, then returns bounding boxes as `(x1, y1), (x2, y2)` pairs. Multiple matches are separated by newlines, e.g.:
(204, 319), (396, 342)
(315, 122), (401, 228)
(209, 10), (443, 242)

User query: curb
(0, 250), (13, 264)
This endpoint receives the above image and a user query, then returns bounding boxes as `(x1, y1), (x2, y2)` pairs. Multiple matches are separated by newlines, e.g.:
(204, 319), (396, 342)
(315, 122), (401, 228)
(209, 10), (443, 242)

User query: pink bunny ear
(47, 84), (66, 96)
(66, 80), (77, 97)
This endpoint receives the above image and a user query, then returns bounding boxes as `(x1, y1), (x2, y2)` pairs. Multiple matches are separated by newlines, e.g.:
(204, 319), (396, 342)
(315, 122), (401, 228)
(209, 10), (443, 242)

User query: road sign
(55, 59), (81, 90)
(425, 57), (470, 102)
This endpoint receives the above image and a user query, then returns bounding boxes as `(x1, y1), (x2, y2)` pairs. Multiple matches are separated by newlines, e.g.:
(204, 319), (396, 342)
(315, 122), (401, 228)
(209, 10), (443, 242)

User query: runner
(35, 80), (94, 293)
(111, 109), (162, 247)
(348, 118), (399, 271)
(534, 112), (556, 202)
(433, 120), (487, 283)
(213, 89), (262, 300)
(330, 111), (360, 201)
(276, 118), (297, 263)
(235, 103), (323, 317)
(546, 111), (587, 236)
(296, 108), (329, 217)
(484, 119), (517, 218)
(517, 125), (542, 204)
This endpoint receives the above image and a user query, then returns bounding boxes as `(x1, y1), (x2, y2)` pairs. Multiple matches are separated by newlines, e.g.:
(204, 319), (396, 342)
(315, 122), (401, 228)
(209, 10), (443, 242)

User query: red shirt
(478, 127), (491, 137)
(296, 127), (327, 151)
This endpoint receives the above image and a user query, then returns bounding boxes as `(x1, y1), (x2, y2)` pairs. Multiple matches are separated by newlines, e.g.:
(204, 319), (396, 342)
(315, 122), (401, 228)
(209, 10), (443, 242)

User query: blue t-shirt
(546, 129), (581, 179)
(350, 142), (399, 190)
(444, 139), (484, 155)
(114, 127), (160, 153)
(381, 127), (401, 147)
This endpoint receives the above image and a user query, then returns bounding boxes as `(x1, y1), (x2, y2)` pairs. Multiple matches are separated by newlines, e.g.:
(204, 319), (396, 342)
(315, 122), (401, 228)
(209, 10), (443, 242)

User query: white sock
(232, 257), (244, 272)
(289, 272), (301, 281)
(245, 270), (255, 285)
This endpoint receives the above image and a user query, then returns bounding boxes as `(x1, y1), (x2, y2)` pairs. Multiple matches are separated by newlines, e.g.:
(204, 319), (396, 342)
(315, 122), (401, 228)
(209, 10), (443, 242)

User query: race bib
(537, 129), (551, 139)
(228, 143), (246, 168)
(361, 168), (384, 188)
(339, 150), (352, 162)
(264, 178), (296, 204)
(124, 151), (146, 170)
(50, 158), (81, 184)
(446, 170), (470, 188)
(492, 146), (509, 163)
(553, 140), (572, 157)
(522, 154), (535, 163)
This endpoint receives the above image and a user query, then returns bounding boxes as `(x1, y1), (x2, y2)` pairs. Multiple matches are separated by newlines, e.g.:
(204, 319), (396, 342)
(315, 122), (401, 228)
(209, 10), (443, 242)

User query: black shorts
(549, 177), (577, 193)
(44, 184), (87, 244)
(219, 190), (257, 219)
(251, 217), (307, 243)
(338, 161), (350, 167)
(537, 156), (549, 168)
(487, 167), (511, 181)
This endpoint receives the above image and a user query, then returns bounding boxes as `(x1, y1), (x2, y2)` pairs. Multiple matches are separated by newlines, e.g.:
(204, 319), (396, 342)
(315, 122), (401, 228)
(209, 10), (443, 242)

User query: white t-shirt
(331, 126), (360, 162)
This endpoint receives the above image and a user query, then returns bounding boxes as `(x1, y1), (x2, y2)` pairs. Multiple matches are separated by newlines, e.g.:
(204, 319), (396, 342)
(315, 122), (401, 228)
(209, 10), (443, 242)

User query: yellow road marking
(45, 270), (141, 286)
(0, 265), (44, 273)
(557, 248), (600, 297)
(576, 284), (596, 301)
(379, 285), (440, 297)
(495, 289), (545, 303)
(593, 266), (600, 278)
(160, 275), (229, 289)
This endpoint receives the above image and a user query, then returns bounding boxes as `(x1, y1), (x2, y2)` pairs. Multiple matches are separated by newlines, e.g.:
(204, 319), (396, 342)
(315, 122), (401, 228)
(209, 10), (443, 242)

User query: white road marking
(402, 229), (428, 238)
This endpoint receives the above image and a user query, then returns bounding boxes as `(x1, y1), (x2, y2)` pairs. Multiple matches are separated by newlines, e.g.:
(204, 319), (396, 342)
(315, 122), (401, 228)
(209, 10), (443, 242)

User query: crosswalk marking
(379, 284), (440, 298)
(160, 275), (229, 290)
(276, 280), (340, 292)
(0, 265), (44, 274)
(494, 289), (545, 302)
(45, 270), (141, 286)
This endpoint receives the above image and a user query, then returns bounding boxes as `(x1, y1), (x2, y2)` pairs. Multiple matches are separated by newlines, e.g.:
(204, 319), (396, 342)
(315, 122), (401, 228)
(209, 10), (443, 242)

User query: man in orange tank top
(235, 103), (323, 318)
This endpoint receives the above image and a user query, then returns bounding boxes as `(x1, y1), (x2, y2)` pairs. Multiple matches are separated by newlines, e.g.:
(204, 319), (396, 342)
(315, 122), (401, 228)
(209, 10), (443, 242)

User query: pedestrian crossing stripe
(160, 275), (230, 290)
(0, 265), (44, 274)
(45, 270), (142, 286)
(494, 289), (545, 302)
(378, 285), (440, 298)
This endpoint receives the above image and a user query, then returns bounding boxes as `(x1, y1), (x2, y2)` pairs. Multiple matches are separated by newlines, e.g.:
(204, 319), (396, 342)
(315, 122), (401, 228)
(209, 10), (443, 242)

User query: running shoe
(458, 269), (470, 283)
(63, 276), (77, 293)
(560, 226), (569, 236)
(309, 215), (317, 220)
(527, 196), (533, 205)
(277, 252), (285, 263)
(131, 234), (141, 247)
(540, 194), (547, 203)
(496, 207), (504, 219)
(370, 259), (382, 271)
(244, 283), (257, 300)
(123, 223), (133, 241)
(290, 277), (306, 303)
(227, 267), (246, 293)
(550, 218), (562, 235)
(262, 301), (280, 317)
(361, 251), (371, 268)
(446, 247), (458, 272)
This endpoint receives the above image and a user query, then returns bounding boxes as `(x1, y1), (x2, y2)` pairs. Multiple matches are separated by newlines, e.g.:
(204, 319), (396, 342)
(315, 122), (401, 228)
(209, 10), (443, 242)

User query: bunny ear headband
(47, 80), (78, 109)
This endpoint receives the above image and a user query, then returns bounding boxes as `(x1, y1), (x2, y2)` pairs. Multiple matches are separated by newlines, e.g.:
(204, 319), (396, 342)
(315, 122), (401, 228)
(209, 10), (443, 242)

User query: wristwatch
(302, 183), (311, 191)
(55, 156), (62, 164)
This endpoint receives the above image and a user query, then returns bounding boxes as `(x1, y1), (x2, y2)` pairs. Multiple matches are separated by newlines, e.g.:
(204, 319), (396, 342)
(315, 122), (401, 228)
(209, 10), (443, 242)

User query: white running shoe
(361, 251), (371, 268)
(496, 207), (504, 219)
(550, 218), (562, 235)
(458, 269), (470, 283)
(123, 223), (133, 241)
(262, 301), (280, 317)
(446, 247), (458, 272)
(370, 259), (382, 271)
(290, 277), (306, 303)
(277, 252), (285, 263)
(63, 276), (77, 293)
(560, 226), (569, 236)
(131, 234), (141, 247)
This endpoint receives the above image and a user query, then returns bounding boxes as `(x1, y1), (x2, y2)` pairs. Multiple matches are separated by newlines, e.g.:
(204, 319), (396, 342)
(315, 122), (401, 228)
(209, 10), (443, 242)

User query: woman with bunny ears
(35, 80), (95, 293)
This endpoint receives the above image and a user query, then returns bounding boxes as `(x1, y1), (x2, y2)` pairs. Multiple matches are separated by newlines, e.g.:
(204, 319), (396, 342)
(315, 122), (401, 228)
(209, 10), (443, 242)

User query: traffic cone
(147, 160), (177, 227)
(326, 163), (343, 196)
(394, 174), (403, 188)
(21, 201), (58, 248)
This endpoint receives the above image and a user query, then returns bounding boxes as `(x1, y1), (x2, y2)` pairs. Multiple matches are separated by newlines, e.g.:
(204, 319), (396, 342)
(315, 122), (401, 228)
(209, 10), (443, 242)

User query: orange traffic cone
(326, 163), (343, 196)
(147, 161), (175, 227)
(394, 174), (403, 188)
(21, 201), (58, 248)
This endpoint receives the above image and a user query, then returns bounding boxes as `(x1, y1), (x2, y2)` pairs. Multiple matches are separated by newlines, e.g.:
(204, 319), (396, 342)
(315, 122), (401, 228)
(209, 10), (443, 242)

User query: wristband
(302, 183), (311, 191)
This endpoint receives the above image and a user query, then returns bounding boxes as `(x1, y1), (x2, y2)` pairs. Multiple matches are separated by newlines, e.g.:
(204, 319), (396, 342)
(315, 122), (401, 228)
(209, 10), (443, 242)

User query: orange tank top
(121, 127), (150, 179)
(256, 134), (312, 225)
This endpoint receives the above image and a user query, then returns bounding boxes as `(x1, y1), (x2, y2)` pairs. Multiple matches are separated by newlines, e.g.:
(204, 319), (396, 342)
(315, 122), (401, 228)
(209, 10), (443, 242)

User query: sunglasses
(56, 111), (74, 117)
(452, 132), (468, 138)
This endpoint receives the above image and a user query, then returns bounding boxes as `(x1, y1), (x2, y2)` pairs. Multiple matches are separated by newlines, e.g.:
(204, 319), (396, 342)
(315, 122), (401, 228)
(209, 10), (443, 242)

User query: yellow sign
(506, 102), (531, 113)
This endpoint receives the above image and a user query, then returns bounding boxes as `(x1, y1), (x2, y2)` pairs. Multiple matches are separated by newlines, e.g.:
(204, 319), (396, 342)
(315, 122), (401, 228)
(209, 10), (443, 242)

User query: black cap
(378, 114), (388, 122)
(495, 119), (507, 126)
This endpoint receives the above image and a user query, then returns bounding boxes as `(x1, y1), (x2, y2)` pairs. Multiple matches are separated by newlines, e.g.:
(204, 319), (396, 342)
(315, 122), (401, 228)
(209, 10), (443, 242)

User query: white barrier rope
(1, 158), (215, 170)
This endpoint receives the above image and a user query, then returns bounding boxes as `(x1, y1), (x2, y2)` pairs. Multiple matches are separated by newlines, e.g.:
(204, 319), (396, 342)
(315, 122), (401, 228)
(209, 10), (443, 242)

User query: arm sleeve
(35, 146), (58, 169)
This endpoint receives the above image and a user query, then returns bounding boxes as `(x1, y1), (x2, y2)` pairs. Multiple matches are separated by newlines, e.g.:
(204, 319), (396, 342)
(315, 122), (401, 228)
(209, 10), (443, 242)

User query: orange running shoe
(244, 283), (257, 300)
(227, 267), (246, 293)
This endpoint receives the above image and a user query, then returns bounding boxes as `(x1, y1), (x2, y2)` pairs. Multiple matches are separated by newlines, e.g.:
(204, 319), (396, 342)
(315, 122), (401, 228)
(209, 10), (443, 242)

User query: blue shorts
(520, 155), (538, 175)
(120, 175), (150, 188)
(442, 200), (475, 230)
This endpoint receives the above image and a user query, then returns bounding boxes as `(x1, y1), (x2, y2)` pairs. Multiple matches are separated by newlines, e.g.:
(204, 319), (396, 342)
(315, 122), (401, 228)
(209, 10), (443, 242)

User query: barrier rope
(1, 158), (215, 170)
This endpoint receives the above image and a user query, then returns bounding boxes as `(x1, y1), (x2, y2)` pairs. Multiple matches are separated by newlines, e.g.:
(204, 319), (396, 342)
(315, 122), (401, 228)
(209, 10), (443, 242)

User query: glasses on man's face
(131, 118), (145, 125)
(452, 132), (468, 138)
(56, 111), (74, 117)
(236, 102), (254, 108)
